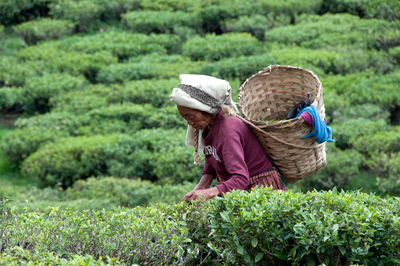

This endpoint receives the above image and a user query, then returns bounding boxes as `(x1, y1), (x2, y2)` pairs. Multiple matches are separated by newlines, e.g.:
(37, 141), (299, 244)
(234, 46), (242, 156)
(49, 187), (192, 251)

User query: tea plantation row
(1, 188), (399, 265)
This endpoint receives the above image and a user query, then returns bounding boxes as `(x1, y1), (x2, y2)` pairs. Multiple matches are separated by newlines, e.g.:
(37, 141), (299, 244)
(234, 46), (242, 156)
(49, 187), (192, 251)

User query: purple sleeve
(202, 157), (216, 176)
(215, 130), (250, 195)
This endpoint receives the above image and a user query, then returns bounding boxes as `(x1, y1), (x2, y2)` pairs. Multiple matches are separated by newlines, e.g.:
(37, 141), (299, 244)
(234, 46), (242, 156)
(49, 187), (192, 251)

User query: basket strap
(235, 115), (325, 149)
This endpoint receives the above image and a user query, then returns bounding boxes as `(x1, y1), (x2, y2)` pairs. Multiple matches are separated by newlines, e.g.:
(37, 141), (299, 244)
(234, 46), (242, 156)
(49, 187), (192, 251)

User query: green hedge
(321, 0), (400, 21)
(222, 14), (291, 40)
(16, 45), (118, 81)
(0, 56), (42, 87)
(1, 188), (399, 264)
(0, 0), (49, 25)
(182, 33), (261, 61)
(50, 79), (178, 114)
(96, 59), (203, 83)
(48, 0), (109, 32)
(322, 71), (400, 110)
(0, 127), (69, 164)
(13, 18), (74, 45)
(332, 118), (389, 149)
(0, 175), (196, 212)
(265, 14), (400, 50)
(58, 31), (180, 60)
(122, 10), (201, 34)
(0, 87), (24, 113)
(21, 73), (88, 114)
(21, 129), (199, 187)
(370, 153), (400, 195)
(295, 146), (364, 191)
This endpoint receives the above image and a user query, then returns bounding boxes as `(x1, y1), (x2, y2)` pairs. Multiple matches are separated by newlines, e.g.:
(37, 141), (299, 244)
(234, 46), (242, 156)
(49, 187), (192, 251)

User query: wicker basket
(238, 65), (326, 183)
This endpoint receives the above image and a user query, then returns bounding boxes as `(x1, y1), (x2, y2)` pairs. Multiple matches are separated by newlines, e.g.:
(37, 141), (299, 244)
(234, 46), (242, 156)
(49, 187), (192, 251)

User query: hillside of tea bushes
(0, 0), (399, 264)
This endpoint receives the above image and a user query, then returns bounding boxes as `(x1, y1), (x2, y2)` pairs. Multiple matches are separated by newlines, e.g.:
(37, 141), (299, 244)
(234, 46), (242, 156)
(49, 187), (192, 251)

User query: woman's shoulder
(219, 114), (248, 133)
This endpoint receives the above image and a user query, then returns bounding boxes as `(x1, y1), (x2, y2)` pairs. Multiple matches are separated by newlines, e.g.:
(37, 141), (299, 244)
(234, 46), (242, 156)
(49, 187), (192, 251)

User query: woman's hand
(183, 187), (219, 202)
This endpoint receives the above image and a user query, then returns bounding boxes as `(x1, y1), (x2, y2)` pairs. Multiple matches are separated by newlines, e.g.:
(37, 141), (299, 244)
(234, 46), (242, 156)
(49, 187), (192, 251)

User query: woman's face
(177, 106), (213, 130)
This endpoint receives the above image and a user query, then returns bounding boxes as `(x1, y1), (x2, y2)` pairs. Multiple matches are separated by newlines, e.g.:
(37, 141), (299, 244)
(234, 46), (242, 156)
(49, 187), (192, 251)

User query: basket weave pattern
(238, 65), (326, 183)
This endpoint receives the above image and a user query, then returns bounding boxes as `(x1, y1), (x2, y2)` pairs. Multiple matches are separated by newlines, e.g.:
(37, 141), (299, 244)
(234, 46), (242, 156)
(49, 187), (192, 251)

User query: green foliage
(0, 248), (124, 265)
(122, 10), (200, 34)
(0, 56), (40, 87)
(222, 14), (291, 40)
(0, 35), (27, 56)
(50, 78), (179, 114)
(65, 176), (195, 208)
(321, 0), (400, 21)
(96, 59), (202, 83)
(209, 188), (400, 265)
(13, 18), (74, 45)
(369, 153), (400, 195)
(16, 44), (118, 81)
(266, 14), (400, 50)
(323, 71), (400, 110)
(1, 127), (69, 164)
(20, 129), (199, 187)
(21, 73), (89, 114)
(58, 31), (180, 60)
(0, 0), (49, 25)
(182, 33), (261, 61)
(0, 87), (24, 113)
(48, 0), (106, 32)
(332, 118), (388, 149)
(353, 126), (400, 154)
(1, 188), (399, 264)
(296, 147), (364, 190)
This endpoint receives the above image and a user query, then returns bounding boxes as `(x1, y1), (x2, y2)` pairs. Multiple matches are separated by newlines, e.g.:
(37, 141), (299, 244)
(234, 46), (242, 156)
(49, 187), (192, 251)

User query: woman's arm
(183, 174), (216, 201)
(194, 174), (214, 190)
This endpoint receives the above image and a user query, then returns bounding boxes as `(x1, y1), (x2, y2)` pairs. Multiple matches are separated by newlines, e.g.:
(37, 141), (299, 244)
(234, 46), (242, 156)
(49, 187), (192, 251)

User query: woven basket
(238, 65), (326, 183)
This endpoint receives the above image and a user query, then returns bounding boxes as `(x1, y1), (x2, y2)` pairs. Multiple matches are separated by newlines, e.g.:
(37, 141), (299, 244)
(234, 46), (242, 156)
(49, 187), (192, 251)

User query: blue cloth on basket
(296, 105), (334, 143)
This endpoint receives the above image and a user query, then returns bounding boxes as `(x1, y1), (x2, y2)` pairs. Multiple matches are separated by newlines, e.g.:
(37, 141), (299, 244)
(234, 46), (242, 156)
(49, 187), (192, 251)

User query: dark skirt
(246, 168), (287, 192)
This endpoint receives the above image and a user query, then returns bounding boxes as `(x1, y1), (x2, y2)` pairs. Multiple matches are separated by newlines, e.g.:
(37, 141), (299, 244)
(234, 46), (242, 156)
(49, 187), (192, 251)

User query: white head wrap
(170, 74), (239, 164)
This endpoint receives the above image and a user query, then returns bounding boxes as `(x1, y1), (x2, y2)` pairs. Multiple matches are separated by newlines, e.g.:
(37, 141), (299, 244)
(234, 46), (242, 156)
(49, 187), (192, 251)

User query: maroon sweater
(202, 111), (313, 195)
(202, 111), (273, 195)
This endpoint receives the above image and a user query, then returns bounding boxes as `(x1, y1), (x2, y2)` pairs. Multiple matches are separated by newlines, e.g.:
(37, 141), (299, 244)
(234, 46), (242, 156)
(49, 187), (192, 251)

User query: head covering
(170, 74), (238, 164)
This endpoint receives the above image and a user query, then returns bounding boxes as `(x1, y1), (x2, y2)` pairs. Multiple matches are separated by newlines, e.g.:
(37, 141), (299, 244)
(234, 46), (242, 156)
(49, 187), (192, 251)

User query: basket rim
(238, 64), (323, 107)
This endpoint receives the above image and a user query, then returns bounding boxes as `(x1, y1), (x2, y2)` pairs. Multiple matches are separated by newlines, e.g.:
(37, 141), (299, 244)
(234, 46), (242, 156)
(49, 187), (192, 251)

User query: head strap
(178, 84), (221, 108)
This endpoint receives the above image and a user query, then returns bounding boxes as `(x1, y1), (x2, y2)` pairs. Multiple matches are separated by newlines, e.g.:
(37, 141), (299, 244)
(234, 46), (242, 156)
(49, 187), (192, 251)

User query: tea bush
(1, 188), (399, 264)
(21, 128), (198, 187)
(122, 10), (201, 34)
(321, 0), (400, 21)
(323, 71), (400, 110)
(21, 73), (88, 114)
(353, 126), (400, 154)
(222, 14), (291, 40)
(266, 14), (400, 50)
(96, 60), (203, 83)
(16, 45), (118, 81)
(0, 0), (49, 25)
(209, 188), (400, 265)
(0, 56), (41, 87)
(13, 18), (74, 44)
(370, 153), (400, 195)
(295, 147), (364, 190)
(65, 176), (196, 208)
(50, 78), (179, 113)
(0, 87), (24, 113)
(49, 84), (112, 113)
(182, 33), (261, 61)
(0, 248), (124, 265)
(58, 31), (180, 60)
(48, 0), (107, 32)
(1, 127), (69, 164)
(332, 118), (389, 149)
